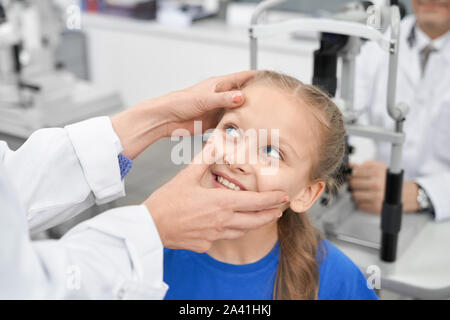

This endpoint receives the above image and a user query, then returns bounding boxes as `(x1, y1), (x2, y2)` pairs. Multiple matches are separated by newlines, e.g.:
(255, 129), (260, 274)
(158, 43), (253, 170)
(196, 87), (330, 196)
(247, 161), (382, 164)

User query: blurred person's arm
(350, 161), (450, 221)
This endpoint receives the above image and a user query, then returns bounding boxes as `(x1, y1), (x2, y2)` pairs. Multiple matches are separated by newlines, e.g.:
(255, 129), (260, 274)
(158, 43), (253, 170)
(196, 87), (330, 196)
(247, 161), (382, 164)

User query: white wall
(82, 14), (317, 107)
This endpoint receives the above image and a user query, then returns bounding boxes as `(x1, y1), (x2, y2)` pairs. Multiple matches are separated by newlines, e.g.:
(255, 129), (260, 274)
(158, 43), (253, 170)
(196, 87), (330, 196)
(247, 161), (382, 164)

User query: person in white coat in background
(0, 71), (288, 299)
(350, 0), (450, 221)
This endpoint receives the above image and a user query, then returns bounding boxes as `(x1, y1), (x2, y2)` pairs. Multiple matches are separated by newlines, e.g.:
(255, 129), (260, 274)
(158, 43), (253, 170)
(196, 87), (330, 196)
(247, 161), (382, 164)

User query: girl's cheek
(256, 169), (307, 201)
(255, 170), (292, 195)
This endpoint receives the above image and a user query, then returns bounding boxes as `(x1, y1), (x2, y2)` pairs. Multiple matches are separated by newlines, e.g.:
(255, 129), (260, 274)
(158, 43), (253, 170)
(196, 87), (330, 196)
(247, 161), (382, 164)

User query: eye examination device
(249, 0), (419, 263)
(0, 0), (122, 138)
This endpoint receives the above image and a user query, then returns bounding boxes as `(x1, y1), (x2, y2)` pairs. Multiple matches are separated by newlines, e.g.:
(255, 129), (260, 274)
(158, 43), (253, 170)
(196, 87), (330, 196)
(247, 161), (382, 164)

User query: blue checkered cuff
(118, 153), (133, 179)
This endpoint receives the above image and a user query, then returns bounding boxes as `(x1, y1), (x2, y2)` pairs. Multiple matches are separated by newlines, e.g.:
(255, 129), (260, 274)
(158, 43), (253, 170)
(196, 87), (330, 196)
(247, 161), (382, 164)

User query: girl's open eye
(224, 124), (241, 139)
(262, 145), (284, 160)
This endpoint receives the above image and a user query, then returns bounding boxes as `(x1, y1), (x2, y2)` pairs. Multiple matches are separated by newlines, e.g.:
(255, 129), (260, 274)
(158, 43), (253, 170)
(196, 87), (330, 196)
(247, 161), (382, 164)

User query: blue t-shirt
(163, 240), (378, 300)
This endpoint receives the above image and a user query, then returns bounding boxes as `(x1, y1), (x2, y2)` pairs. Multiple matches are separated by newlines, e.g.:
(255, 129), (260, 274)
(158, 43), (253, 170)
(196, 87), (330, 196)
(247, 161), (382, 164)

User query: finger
(351, 166), (374, 179)
(358, 160), (387, 173)
(182, 141), (220, 179)
(349, 162), (359, 170)
(190, 241), (213, 253)
(352, 190), (377, 203)
(357, 202), (382, 215)
(362, 160), (385, 167)
(214, 70), (259, 92)
(222, 190), (288, 211)
(349, 177), (376, 191)
(202, 70), (261, 112)
(226, 208), (282, 230)
(203, 91), (246, 111)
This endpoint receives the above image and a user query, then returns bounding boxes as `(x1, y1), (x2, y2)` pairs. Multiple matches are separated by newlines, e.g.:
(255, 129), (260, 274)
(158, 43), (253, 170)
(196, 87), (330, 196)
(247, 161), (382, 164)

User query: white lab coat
(354, 15), (450, 221)
(0, 116), (168, 299)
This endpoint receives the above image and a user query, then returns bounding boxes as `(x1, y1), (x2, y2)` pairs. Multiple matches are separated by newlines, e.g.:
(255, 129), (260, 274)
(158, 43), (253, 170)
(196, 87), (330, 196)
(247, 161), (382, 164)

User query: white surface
(81, 13), (319, 108)
(311, 192), (450, 299)
(333, 218), (450, 299)
(252, 17), (392, 51)
(0, 80), (123, 138)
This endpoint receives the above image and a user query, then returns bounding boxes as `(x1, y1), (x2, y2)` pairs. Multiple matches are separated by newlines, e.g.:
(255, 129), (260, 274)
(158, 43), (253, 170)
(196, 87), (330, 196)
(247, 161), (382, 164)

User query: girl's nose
(223, 151), (251, 174)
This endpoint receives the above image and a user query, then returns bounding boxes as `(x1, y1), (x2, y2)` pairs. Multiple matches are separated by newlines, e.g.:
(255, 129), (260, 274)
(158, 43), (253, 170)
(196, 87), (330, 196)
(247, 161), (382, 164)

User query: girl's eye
(225, 125), (241, 139)
(263, 146), (283, 160)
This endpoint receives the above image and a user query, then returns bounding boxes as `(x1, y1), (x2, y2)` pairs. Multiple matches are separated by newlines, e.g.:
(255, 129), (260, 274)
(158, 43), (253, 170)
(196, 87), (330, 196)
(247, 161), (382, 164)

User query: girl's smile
(211, 171), (247, 191)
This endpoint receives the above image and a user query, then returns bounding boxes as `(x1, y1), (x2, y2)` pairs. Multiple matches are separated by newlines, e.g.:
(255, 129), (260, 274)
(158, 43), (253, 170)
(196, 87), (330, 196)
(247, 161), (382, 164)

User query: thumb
(182, 141), (222, 180)
(203, 91), (245, 111)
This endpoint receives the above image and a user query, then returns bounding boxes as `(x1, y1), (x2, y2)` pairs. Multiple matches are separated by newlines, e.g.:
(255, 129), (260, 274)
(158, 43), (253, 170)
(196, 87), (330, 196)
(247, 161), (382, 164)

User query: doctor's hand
(111, 70), (258, 160)
(349, 160), (420, 214)
(161, 70), (258, 135)
(143, 142), (287, 253)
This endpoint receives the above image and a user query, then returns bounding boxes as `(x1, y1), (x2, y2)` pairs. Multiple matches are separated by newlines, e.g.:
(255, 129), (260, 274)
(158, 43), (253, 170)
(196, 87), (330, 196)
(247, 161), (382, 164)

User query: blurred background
(3, 0), (448, 300)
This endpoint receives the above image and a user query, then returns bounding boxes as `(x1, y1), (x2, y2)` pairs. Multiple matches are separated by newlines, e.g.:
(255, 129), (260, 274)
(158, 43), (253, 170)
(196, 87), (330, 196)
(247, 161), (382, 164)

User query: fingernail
(277, 211), (283, 218)
(231, 92), (243, 103)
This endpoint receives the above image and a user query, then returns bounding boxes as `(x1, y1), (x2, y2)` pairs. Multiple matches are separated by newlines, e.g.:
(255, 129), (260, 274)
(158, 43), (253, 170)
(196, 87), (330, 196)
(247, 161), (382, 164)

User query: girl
(163, 71), (377, 300)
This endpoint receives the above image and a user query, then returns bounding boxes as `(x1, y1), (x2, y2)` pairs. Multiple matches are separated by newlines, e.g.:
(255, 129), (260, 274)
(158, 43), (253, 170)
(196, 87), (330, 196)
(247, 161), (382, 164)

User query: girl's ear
(290, 180), (326, 213)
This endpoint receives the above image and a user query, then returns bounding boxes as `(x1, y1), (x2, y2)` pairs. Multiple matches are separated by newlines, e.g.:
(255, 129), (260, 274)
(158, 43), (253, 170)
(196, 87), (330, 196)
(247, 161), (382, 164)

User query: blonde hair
(244, 71), (346, 300)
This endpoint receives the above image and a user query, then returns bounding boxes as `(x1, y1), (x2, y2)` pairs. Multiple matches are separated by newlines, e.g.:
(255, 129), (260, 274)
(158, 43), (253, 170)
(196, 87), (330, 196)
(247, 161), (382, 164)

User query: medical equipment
(0, 0), (122, 138)
(156, 0), (220, 26)
(249, 0), (423, 262)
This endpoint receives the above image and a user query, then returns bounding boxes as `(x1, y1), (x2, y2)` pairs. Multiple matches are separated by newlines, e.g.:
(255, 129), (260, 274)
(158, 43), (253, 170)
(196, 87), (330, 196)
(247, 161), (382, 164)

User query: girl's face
(200, 82), (325, 213)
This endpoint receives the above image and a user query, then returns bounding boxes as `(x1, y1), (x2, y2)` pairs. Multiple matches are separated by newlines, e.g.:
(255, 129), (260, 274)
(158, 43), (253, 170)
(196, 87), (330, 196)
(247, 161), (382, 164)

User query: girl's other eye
(263, 145), (283, 160)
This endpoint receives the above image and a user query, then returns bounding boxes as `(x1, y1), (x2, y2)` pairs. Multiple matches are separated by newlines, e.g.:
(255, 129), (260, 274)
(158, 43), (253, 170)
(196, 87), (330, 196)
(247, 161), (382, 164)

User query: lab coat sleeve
(1, 184), (167, 300)
(0, 117), (125, 234)
(416, 172), (450, 221)
(57, 205), (168, 299)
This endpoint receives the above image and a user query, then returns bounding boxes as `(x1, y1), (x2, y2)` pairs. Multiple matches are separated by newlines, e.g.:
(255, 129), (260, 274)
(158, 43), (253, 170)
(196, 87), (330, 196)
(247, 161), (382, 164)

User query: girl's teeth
(216, 175), (241, 191)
